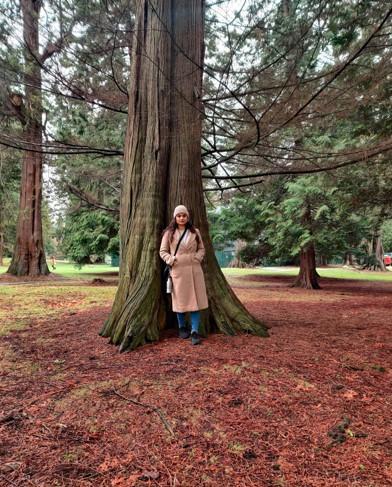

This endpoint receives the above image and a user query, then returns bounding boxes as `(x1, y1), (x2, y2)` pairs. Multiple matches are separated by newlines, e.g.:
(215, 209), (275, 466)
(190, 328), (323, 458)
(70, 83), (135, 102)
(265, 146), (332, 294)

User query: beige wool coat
(160, 228), (208, 313)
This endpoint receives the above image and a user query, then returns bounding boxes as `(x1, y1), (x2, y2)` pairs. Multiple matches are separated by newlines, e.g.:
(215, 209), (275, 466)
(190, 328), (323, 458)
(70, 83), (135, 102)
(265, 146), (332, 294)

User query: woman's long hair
(163, 218), (200, 244)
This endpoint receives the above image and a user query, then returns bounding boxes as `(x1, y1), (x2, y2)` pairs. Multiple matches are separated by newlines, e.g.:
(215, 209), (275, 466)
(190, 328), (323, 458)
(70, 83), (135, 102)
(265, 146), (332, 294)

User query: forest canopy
(0, 0), (391, 277)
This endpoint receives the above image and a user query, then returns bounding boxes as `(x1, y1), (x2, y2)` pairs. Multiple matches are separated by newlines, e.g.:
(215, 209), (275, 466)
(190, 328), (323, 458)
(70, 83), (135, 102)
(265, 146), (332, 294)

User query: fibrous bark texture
(100, 0), (267, 351)
(363, 233), (387, 271)
(0, 231), (4, 266)
(292, 243), (321, 289)
(7, 0), (49, 276)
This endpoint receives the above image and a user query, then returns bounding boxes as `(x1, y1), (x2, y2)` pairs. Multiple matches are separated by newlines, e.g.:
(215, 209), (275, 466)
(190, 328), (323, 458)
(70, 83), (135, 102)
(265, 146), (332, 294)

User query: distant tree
(0, 148), (20, 265)
(49, 0), (131, 213)
(209, 171), (376, 287)
(4, 0), (58, 275)
(61, 209), (119, 265)
(335, 161), (392, 270)
(381, 221), (392, 253)
(0, 0), (130, 274)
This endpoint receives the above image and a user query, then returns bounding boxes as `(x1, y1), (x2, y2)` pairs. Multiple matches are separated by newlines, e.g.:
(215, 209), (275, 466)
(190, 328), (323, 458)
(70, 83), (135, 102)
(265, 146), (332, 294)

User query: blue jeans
(177, 311), (200, 333)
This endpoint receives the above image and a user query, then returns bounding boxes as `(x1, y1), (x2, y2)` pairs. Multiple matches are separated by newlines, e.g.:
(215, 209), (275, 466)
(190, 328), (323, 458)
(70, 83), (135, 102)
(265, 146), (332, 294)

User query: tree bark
(292, 243), (320, 289)
(7, 0), (49, 276)
(375, 234), (386, 271)
(316, 254), (328, 266)
(344, 252), (355, 266)
(292, 201), (320, 289)
(100, 0), (267, 351)
(0, 231), (4, 266)
(362, 233), (386, 271)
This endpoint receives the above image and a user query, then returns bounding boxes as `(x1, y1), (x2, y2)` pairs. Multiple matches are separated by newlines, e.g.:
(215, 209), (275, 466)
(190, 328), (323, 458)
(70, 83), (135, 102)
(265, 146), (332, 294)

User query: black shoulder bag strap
(164, 229), (188, 280)
(173, 229), (188, 258)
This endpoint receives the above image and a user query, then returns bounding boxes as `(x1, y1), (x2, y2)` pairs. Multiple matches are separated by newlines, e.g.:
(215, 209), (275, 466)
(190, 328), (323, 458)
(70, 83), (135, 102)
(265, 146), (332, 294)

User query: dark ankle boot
(191, 331), (201, 345)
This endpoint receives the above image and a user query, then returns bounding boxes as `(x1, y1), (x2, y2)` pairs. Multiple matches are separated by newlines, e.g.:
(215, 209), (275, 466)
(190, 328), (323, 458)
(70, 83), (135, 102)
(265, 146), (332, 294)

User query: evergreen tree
(100, 0), (268, 351)
(0, 147), (20, 265)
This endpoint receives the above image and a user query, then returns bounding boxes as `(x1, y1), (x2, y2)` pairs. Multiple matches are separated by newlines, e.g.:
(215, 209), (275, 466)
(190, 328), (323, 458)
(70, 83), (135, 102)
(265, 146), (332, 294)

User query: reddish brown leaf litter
(1, 275), (391, 486)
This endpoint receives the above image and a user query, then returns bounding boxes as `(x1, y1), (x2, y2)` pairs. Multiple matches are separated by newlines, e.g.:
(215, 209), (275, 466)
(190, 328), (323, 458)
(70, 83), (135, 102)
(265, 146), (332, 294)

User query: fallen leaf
(343, 389), (358, 400)
(139, 470), (160, 481)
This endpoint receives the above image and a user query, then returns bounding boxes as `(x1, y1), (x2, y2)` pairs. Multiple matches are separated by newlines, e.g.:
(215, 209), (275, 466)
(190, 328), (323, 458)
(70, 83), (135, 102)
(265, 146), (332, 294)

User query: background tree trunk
(7, 0), (49, 276)
(316, 254), (328, 266)
(100, 0), (267, 351)
(292, 243), (320, 289)
(363, 232), (386, 271)
(0, 231), (4, 266)
(375, 234), (386, 270)
(344, 252), (355, 266)
(292, 202), (320, 289)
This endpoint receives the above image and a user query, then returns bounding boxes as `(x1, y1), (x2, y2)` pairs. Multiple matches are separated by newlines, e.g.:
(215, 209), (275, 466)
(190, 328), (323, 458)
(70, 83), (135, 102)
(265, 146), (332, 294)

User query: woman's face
(175, 212), (189, 227)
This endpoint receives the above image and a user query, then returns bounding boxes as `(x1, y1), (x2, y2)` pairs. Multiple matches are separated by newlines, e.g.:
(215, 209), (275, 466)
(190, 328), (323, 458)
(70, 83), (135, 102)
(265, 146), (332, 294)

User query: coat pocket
(171, 254), (191, 277)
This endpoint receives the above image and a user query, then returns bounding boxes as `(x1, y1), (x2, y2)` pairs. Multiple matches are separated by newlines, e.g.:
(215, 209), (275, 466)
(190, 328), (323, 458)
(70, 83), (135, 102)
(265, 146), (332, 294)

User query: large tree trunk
(292, 202), (320, 289)
(100, 0), (267, 351)
(7, 0), (49, 276)
(292, 243), (320, 289)
(0, 231), (4, 266)
(362, 233), (386, 271)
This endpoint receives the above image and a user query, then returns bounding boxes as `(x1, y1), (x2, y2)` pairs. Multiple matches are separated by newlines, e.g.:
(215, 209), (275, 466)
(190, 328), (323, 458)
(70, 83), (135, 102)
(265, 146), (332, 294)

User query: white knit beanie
(173, 205), (189, 218)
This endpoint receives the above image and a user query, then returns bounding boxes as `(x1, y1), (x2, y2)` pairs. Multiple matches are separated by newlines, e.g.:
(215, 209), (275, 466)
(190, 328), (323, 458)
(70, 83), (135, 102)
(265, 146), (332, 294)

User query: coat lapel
(172, 229), (196, 251)
(183, 230), (196, 250)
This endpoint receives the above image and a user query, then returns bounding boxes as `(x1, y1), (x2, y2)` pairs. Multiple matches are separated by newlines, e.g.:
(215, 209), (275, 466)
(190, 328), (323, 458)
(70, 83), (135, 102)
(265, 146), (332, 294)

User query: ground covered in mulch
(0, 275), (391, 486)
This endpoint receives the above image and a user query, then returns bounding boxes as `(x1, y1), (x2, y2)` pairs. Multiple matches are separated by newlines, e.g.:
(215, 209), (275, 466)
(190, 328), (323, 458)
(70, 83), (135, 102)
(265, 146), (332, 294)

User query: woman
(160, 205), (208, 345)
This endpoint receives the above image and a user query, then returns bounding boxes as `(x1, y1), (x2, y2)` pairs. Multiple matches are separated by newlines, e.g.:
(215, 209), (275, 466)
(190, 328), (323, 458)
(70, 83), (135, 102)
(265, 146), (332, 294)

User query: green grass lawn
(223, 266), (392, 281)
(0, 260), (119, 279)
(52, 262), (119, 279)
(314, 266), (392, 281)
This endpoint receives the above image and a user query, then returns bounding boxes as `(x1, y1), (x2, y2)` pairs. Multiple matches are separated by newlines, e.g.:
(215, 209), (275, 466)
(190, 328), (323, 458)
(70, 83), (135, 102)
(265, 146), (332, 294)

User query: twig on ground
(0, 473), (18, 486)
(111, 389), (175, 437)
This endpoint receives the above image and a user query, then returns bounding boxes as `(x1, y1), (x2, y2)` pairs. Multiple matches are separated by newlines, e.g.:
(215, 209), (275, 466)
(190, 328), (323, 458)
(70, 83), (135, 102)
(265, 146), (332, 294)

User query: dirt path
(0, 276), (391, 486)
